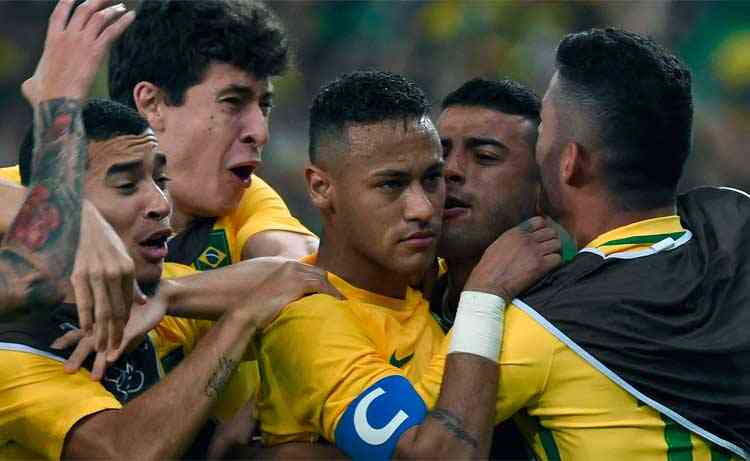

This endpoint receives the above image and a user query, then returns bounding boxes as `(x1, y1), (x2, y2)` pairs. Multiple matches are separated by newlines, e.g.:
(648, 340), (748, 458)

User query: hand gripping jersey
(259, 190), (747, 461)
(257, 261), (445, 461)
(0, 263), (243, 460)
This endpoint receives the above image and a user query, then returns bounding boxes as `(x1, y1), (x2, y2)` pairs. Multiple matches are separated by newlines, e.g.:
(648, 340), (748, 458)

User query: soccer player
(108, 0), (317, 267)
(433, 77), (543, 461)
(0, 4), (335, 458)
(424, 29), (750, 459)
(255, 70), (562, 460)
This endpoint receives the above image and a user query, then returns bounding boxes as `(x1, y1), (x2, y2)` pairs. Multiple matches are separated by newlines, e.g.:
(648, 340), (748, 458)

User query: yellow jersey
(257, 259), (445, 451)
(419, 216), (739, 461)
(258, 217), (740, 461)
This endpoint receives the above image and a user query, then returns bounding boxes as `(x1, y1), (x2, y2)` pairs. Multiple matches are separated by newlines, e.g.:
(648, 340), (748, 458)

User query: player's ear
(133, 81), (167, 133)
(306, 165), (335, 213)
(560, 141), (589, 188)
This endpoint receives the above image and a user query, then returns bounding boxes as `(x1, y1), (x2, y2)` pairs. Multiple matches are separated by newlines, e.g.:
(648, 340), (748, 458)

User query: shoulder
(161, 262), (197, 279)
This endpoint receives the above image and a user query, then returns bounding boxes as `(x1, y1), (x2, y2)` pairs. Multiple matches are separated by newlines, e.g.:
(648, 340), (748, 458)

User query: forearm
(63, 310), (257, 460)
(0, 98), (86, 313)
(396, 354), (498, 459)
(162, 257), (289, 319)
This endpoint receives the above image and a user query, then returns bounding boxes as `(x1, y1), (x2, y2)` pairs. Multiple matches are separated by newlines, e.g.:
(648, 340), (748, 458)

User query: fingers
(63, 334), (96, 374)
(71, 269), (94, 335)
(106, 271), (128, 353)
(90, 352), (108, 381)
(92, 274), (111, 351)
(96, 8), (135, 45)
(85, 2), (128, 41)
(133, 282), (147, 305)
(531, 227), (558, 243)
(48, 0), (76, 36)
(539, 238), (562, 255)
(518, 216), (546, 233)
(313, 280), (344, 300)
(66, 0), (113, 32)
(51, 329), (84, 350)
(542, 253), (563, 271)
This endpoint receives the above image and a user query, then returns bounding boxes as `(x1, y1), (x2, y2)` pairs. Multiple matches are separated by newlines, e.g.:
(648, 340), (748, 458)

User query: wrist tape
(448, 291), (505, 362)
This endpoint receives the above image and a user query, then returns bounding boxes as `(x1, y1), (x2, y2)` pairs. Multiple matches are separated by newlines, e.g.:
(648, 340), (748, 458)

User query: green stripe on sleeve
(533, 416), (561, 461)
(661, 414), (694, 461)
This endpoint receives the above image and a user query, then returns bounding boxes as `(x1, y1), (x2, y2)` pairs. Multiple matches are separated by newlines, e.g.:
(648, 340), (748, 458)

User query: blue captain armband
(334, 375), (427, 461)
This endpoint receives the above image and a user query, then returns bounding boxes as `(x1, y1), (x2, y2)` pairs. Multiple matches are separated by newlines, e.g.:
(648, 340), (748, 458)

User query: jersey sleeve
(0, 351), (121, 460)
(233, 175), (315, 252)
(414, 304), (555, 423)
(0, 166), (21, 184)
(258, 296), (427, 460)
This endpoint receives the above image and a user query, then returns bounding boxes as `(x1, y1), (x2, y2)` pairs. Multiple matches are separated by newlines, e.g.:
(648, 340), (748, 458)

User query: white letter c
(353, 387), (409, 446)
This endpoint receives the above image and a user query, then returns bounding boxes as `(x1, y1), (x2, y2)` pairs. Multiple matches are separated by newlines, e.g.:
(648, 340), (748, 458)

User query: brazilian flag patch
(194, 229), (231, 270)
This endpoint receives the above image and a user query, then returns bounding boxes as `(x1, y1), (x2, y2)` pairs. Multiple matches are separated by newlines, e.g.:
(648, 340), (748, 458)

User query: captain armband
(335, 375), (427, 461)
(448, 291), (506, 362)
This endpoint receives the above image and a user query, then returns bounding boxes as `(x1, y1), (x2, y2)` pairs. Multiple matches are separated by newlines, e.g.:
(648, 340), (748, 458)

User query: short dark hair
(442, 78), (541, 146)
(309, 70), (431, 164)
(19, 98), (150, 185)
(108, 0), (289, 108)
(442, 78), (541, 124)
(554, 28), (693, 210)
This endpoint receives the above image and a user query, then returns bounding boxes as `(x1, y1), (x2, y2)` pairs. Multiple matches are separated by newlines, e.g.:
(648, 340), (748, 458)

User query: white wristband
(448, 291), (506, 362)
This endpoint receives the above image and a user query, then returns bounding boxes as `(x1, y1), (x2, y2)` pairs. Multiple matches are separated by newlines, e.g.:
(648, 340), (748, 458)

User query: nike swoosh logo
(389, 351), (414, 368)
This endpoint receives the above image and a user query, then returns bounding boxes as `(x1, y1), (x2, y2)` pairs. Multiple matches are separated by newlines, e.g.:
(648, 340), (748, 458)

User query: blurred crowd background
(1, 1), (748, 235)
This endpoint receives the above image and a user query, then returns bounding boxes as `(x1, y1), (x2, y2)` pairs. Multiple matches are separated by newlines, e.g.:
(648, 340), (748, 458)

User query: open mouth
(140, 233), (169, 249)
(445, 196), (470, 209)
(229, 165), (254, 183)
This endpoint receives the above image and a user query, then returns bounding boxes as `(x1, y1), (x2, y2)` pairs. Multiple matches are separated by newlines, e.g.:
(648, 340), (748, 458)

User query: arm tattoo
(428, 408), (479, 450)
(0, 98), (86, 314)
(204, 357), (238, 398)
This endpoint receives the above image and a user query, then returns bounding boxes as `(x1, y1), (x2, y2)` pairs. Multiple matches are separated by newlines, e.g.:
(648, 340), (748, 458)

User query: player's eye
(115, 182), (137, 195)
(378, 179), (406, 191)
(423, 172), (444, 192)
(260, 98), (274, 117)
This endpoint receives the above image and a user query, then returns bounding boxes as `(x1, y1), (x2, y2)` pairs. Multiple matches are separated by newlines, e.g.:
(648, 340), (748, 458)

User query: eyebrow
(466, 137), (508, 151)
(371, 169), (411, 179)
(216, 84), (273, 100)
(106, 159), (143, 177)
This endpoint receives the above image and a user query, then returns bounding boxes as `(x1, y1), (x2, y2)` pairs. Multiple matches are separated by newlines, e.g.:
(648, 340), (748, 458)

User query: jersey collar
(581, 215), (691, 258)
(300, 253), (422, 310)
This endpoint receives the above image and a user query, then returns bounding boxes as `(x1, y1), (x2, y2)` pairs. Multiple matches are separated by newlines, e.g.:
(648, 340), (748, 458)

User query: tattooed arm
(0, 97), (86, 314)
(62, 251), (333, 460)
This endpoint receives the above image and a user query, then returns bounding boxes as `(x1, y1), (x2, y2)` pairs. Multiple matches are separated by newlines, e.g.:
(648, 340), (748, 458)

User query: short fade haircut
(108, 0), (289, 108)
(19, 98), (150, 185)
(441, 78), (541, 145)
(554, 28), (693, 211)
(309, 70), (431, 164)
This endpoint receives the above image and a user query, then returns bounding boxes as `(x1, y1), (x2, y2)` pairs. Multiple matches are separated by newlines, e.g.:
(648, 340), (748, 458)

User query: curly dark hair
(309, 70), (431, 164)
(554, 28), (693, 210)
(108, 0), (289, 108)
(19, 98), (150, 185)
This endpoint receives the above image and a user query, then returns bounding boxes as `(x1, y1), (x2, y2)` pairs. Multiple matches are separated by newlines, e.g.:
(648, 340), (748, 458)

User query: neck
(170, 206), (194, 235)
(316, 238), (409, 300)
(563, 197), (676, 248)
(443, 254), (480, 314)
